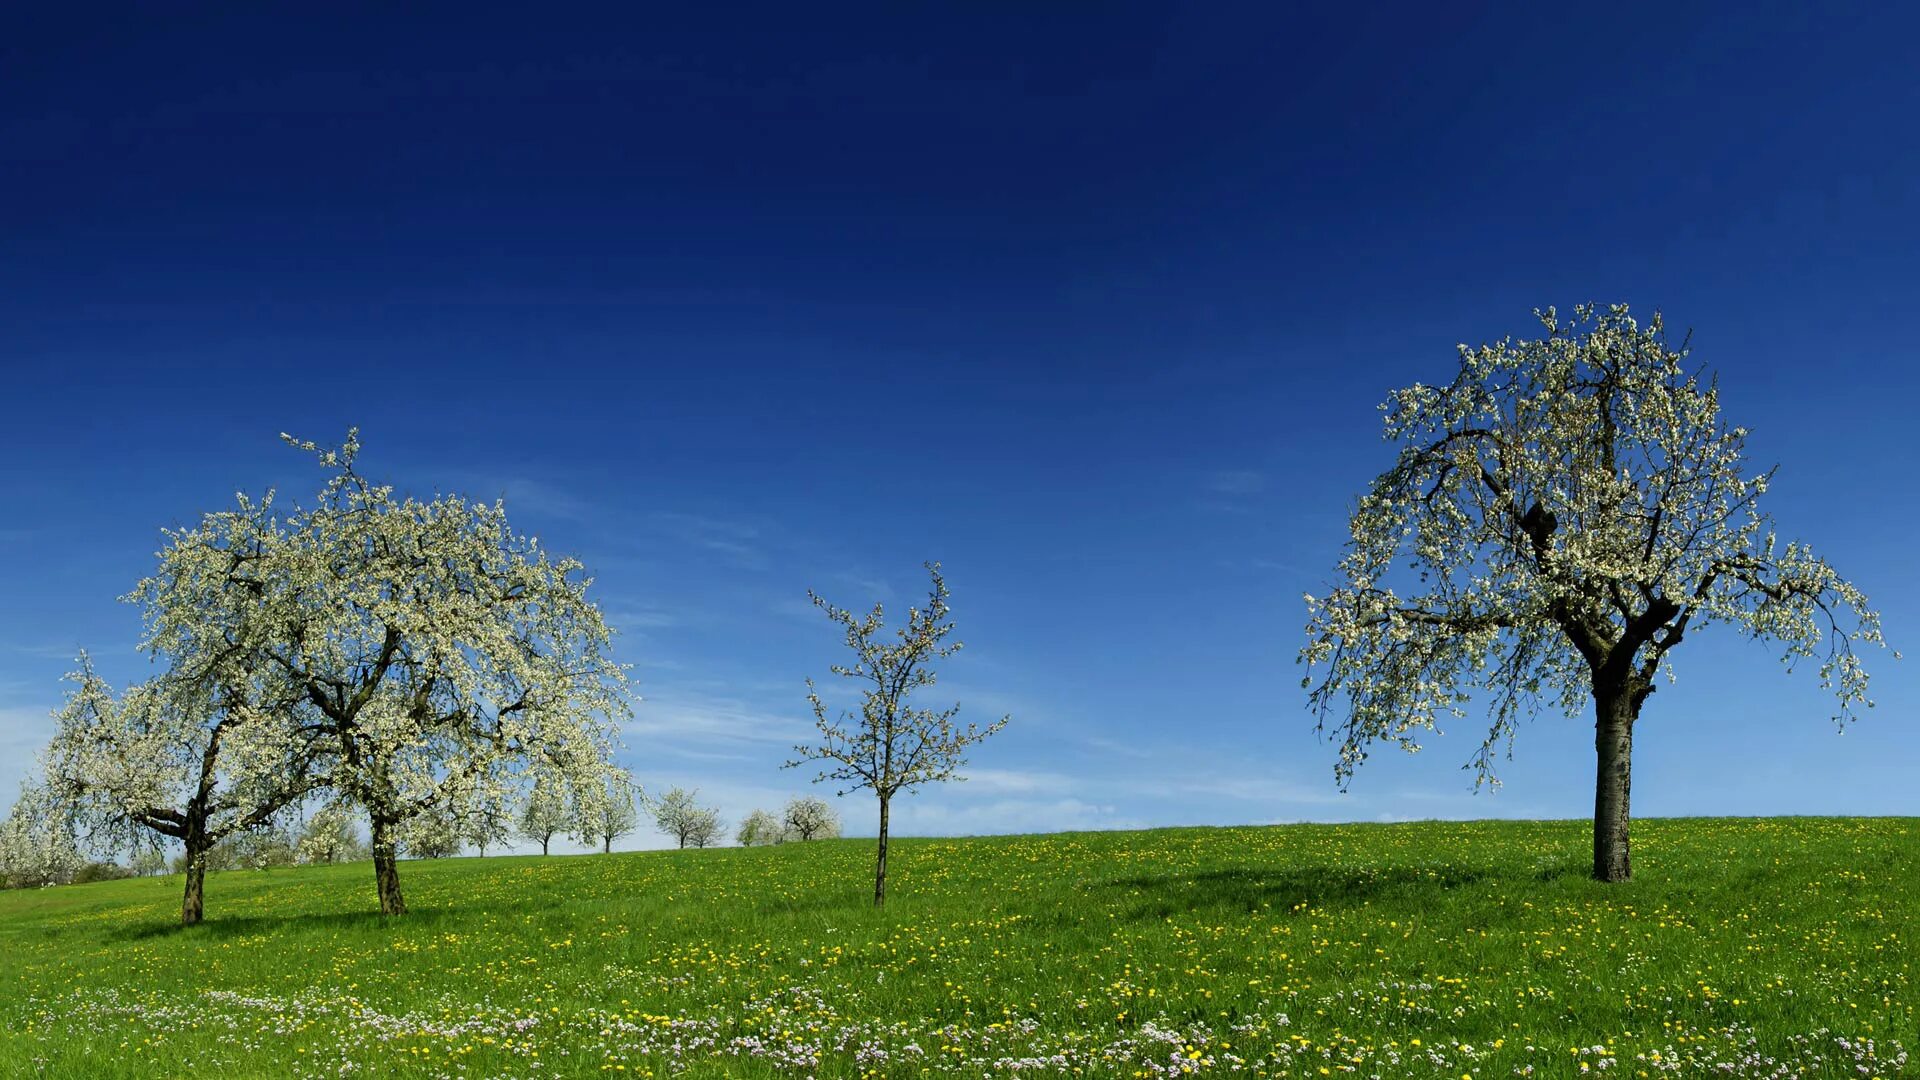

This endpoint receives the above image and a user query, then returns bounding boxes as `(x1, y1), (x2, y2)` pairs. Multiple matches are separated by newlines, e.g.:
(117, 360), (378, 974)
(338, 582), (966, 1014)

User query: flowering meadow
(1, 818), (1912, 1078)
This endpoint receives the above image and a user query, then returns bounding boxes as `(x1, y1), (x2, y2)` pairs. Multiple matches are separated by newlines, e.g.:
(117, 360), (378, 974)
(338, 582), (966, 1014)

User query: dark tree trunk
(873, 794), (890, 907)
(180, 826), (209, 926)
(181, 855), (207, 925)
(602, 835), (611, 854)
(370, 815), (407, 915)
(1592, 685), (1637, 883)
(541, 836), (550, 856)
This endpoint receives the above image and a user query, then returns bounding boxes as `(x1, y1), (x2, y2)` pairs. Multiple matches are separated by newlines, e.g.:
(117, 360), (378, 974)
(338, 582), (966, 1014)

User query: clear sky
(2, 5), (1915, 852)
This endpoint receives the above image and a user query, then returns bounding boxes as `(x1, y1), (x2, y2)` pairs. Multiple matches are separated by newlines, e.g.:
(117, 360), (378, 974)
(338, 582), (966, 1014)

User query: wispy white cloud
(606, 606), (681, 631)
(430, 472), (593, 522)
(1129, 771), (1349, 806)
(952, 767), (1080, 796)
(1246, 557), (1311, 575)
(3, 642), (94, 662)
(493, 477), (592, 521)
(1083, 735), (1158, 759)
(889, 795), (1145, 836)
(622, 687), (812, 749)
(1206, 470), (1267, 496)
(825, 571), (896, 603)
(651, 512), (769, 570)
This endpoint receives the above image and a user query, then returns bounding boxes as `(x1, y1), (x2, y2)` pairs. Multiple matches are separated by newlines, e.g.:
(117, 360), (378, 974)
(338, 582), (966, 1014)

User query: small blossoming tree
(0, 778), (85, 889)
(781, 795), (840, 841)
(296, 801), (367, 865)
(518, 776), (570, 856)
(1301, 305), (1891, 881)
(651, 786), (723, 849)
(571, 767), (639, 854)
(736, 808), (783, 846)
(789, 562), (1007, 905)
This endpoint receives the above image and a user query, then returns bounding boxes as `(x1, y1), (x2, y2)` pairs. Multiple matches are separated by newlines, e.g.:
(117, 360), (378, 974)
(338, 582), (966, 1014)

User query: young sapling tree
(789, 562), (1008, 905)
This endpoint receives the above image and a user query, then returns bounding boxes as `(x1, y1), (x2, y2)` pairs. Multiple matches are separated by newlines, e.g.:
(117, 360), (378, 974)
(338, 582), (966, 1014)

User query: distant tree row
(737, 796), (841, 846)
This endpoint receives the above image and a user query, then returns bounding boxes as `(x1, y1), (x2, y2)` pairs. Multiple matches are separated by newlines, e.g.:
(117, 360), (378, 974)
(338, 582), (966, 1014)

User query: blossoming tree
(0, 778), (85, 889)
(1301, 305), (1891, 881)
(146, 430), (630, 913)
(46, 519), (328, 923)
(518, 776), (570, 855)
(650, 786), (723, 849)
(570, 766), (639, 853)
(296, 800), (367, 865)
(736, 808), (783, 846)
(48, 669), (318, 920)
(781, 795), (840, 841)
(789, 562), (1007, 904)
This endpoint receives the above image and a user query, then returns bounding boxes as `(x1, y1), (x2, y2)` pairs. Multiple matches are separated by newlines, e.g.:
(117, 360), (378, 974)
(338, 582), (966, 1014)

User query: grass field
(0, 818), (1914, 1078)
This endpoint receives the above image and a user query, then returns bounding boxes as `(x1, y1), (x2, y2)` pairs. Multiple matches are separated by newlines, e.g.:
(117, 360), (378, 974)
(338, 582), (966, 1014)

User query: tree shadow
(108, 905), (468, 942)
(1095, 862), (1507, 922)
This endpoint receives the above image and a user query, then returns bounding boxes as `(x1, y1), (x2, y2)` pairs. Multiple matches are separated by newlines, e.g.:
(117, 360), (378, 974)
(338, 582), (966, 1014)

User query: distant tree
(781, 796), (841, 842)
(128, 847), (169, 878)
(736, 809), (783, 847)
(459, 789), (512, 857)
(651, 786), (723, 850)
(145, 431), (629, 915)
(519, 777), (570, 856)
(229, 825), (299, 870)
(789, 562), (1008, 905)
(572, 768), (639, 854)
(397, 808), (461, 859)
(685, 813), (724, 849)
(296, 802), (367, 865)
(1301, 305), (1892, 883)
(71, 861), (133, 885)
(0, 779), (85, 889)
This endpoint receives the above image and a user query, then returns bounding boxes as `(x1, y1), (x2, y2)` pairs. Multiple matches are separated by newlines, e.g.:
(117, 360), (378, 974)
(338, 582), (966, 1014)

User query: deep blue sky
(3, 4), (1915, 851)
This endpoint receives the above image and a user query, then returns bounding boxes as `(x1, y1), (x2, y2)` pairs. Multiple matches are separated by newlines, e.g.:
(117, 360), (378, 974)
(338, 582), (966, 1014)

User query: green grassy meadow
(1, 818), (1914, 1078)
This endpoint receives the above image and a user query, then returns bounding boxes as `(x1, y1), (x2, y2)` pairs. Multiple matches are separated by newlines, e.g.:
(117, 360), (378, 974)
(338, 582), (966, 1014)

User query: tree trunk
(370, 815), (407, 915)
(602, 835), (611, 854)
(180, 814), (208, 926)
(1592, 686), (1636, 883)
(541, 837), (550, 856)
(181, 855), (207, 925)
(873, 794), (890, 907)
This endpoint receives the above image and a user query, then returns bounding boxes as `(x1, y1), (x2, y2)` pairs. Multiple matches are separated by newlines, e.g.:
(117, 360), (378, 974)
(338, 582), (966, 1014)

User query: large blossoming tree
(1301, 305), (1891, 882)
(150, 430), (631, 913)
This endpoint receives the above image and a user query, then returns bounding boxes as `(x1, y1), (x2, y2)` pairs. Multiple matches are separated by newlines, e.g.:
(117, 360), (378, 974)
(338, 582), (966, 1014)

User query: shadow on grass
(108, 905), (469, 942)
(1097, 863), (1517, 921)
